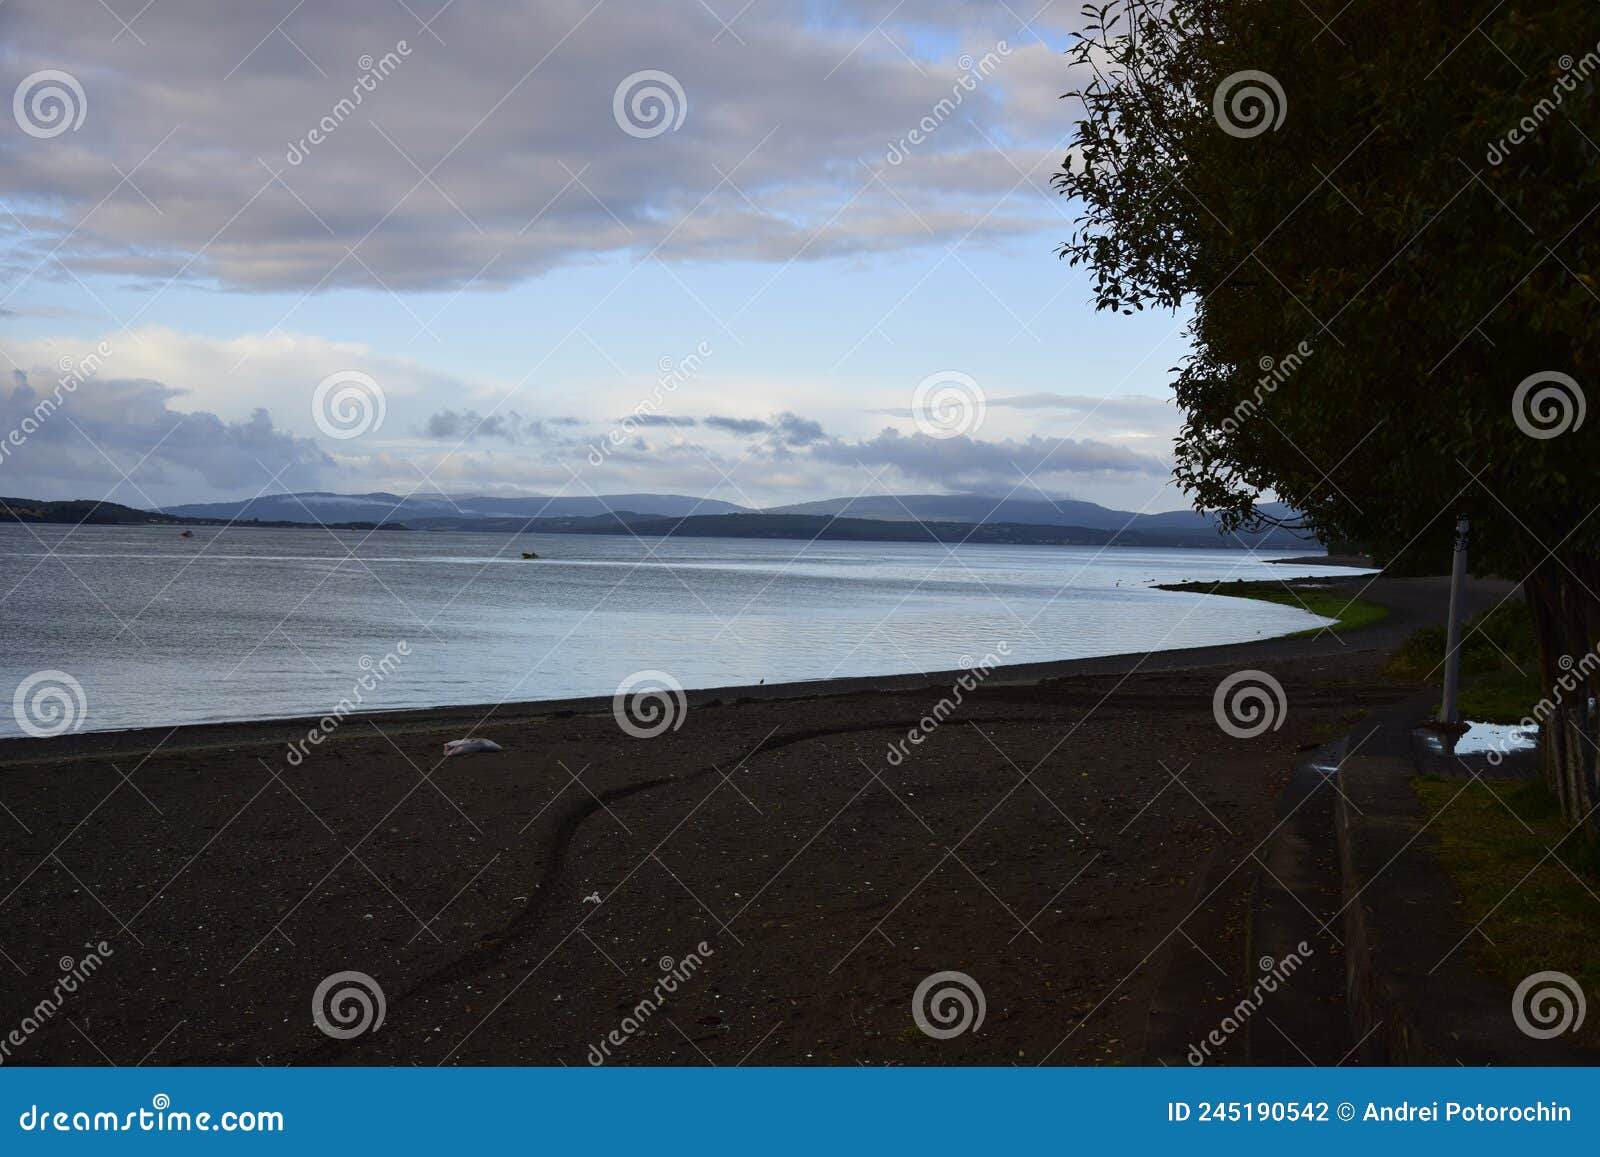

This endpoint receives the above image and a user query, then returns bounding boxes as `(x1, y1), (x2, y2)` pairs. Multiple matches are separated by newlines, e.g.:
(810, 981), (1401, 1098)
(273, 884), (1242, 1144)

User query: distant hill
(162, 491), (749, 528)
(0, 496), (399, 531)
(0, 489), (1319, 551)
(3, 496), (196, 526)
(491, 510), (1314, 551)
(157, 489), (1313, 547)
(766, 494), (1312, 548)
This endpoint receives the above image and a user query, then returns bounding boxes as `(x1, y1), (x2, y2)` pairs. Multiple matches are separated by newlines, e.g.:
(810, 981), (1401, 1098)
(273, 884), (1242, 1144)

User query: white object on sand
(442, 737), (503, 756)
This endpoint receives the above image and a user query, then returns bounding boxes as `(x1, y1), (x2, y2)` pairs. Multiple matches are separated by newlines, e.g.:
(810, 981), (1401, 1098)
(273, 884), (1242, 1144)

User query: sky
(0, 0), (1198, 514)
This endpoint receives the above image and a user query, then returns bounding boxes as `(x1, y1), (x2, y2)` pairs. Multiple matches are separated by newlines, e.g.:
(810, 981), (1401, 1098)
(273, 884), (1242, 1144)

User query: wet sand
(0, 573), (1511, 1066)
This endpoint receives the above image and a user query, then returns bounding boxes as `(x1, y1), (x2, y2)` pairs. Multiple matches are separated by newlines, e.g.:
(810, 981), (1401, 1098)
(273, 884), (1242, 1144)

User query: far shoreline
(1267, 552), (1376, 569)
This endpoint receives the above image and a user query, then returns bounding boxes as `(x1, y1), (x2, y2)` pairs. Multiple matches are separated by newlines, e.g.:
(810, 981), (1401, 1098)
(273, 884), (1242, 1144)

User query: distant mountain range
(767, 494), (1306, 540)
(161, 491), (749, 526)
(159, 490), (1314, 549)
(0, 496), (397, 531)
(495, 510), (1309, 550)
(1, 491), (1318, 550)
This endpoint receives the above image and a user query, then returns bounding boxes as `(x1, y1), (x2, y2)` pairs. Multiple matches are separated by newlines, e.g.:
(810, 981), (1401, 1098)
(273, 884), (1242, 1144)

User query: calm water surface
(0, 524), (1367, 736)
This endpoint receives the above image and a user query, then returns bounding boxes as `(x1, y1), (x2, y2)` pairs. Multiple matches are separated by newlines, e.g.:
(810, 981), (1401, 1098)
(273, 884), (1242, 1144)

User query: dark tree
(1056, 0), (1600, 826)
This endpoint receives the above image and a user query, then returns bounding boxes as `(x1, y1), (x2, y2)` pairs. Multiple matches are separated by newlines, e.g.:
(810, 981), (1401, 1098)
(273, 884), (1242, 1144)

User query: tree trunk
(1524, 555), (1600, 837)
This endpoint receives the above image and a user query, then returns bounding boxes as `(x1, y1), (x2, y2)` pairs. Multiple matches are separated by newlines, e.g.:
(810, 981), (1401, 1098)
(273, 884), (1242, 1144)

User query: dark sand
(0, 572), (1511, 1066)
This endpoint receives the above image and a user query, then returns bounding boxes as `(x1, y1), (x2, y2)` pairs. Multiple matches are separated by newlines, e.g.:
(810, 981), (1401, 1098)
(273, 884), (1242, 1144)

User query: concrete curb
(1335, 705), (1588, 1064)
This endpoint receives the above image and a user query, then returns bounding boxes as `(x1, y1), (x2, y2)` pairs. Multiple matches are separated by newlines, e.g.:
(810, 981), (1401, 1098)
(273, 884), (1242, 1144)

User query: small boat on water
(179, 529), (193, 538)
(521, 551), (539, 559)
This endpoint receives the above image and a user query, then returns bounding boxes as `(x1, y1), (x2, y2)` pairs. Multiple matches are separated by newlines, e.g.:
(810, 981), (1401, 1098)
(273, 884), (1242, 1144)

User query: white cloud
(4, 327), (478, 434)
(0, 368), (328, 504)
(0, 0), (1082, 294)
(810, 426), (1168, 490)
(2, 316), (1184, 509)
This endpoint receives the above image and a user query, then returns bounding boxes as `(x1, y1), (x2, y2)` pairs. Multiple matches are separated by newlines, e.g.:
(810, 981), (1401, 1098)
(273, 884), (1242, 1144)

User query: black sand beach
(0, 572), (1511, 1066)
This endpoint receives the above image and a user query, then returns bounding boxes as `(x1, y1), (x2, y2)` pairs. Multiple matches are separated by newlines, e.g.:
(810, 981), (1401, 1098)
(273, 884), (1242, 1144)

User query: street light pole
(1439, 514), (1470, 725)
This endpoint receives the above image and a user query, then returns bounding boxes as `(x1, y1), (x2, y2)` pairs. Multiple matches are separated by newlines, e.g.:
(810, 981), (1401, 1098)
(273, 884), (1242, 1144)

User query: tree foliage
(1056, 0), (1600, 823)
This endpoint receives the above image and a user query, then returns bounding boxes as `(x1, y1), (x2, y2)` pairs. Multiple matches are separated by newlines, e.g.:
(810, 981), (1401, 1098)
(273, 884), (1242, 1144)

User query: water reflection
(1412, 719), (1539, 777)
(0, 524), (1373, 736)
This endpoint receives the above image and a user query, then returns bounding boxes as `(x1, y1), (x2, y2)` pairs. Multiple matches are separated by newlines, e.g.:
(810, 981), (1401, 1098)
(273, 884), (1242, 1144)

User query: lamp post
(1439, 514), (1470, 725)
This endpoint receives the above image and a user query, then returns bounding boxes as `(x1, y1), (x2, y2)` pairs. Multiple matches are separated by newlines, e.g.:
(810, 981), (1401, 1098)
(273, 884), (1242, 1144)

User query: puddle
(1413, 720), (1536, 757)
(1302, 734), (1350, 777)
(1412, 719), (1538, 777)
(1451, 720), (1538, 755)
